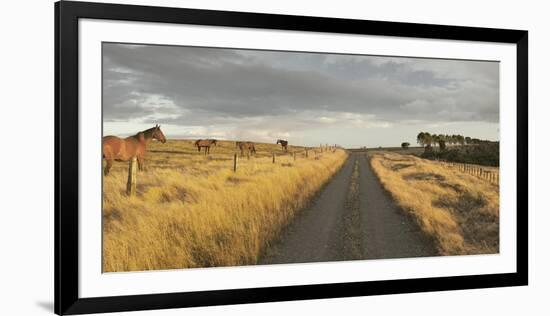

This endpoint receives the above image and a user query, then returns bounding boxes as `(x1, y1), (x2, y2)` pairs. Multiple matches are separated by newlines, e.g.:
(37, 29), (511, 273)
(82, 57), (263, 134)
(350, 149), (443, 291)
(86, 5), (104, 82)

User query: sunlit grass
(369, 152), (499, 255)
(103, 140), (347, 272)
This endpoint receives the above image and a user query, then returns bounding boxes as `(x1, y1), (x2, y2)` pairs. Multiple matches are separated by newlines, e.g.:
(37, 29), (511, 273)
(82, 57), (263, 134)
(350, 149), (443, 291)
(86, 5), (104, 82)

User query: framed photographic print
(55, 1), (528, 314)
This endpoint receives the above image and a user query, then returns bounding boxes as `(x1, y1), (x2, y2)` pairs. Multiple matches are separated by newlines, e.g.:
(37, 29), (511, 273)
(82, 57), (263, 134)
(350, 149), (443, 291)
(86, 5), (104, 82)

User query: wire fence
(124, 144), (342, 196)
(436, 160), (499, 185)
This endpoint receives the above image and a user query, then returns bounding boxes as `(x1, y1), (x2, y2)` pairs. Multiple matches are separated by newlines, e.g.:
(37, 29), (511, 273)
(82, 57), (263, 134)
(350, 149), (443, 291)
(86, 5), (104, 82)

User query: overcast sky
(102, 43), (499, 148)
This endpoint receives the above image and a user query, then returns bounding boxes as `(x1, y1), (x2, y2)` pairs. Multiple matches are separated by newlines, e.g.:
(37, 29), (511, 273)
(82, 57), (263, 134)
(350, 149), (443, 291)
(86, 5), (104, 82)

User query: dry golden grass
(103, 140), (347, 272)
(369, 152), (499, 255)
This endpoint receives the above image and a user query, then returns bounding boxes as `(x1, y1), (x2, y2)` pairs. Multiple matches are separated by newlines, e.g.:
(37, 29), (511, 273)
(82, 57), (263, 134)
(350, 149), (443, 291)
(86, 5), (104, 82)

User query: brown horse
(237, 141), (256, 157)
(195, 139), (217, 154)
(276, 139), (288, 151)
(102, 125), (166, 176)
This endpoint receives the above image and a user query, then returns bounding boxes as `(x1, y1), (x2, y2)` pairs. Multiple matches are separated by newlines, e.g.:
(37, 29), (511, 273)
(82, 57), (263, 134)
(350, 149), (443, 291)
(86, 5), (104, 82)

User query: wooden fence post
(233, 153), (237, 172)
(126, 157), (137, 196)
(293, 152), (296, 161)
(272, 152), (275, 163)
(305, 149), (308, 158)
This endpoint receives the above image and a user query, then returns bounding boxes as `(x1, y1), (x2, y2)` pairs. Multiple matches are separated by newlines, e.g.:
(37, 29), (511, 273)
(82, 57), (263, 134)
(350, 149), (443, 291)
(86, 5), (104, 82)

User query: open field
(102, 140), (347, 272)
(363, 146), (425, 156)
(369, 152), (499, 255)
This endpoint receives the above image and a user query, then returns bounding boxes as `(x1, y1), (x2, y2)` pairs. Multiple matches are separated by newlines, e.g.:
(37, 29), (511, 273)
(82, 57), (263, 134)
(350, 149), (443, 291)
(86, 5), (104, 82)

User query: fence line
(230, 145), (339, 172)
(121, 146), (343, 195)
(437, 160), (499, 185)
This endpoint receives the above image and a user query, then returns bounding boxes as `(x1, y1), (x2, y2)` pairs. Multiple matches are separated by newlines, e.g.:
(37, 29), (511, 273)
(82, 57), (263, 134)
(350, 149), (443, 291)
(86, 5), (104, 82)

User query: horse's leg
(104, 159), (112, 176)
(137, 156), (144, 171)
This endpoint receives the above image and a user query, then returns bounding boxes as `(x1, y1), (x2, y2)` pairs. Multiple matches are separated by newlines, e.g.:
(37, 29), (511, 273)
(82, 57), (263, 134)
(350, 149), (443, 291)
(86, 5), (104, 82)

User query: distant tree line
(414, 132), (499, 167)
(416, 132), (493, 149)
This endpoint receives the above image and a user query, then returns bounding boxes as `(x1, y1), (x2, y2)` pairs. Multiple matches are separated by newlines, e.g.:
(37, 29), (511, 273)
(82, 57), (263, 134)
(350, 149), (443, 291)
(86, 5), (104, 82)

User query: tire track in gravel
(259, 152), (437, 265)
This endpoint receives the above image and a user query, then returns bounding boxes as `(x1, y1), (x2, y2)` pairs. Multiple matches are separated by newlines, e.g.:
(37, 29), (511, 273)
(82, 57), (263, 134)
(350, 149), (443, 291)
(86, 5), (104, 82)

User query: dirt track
(259, 152), (437, 264)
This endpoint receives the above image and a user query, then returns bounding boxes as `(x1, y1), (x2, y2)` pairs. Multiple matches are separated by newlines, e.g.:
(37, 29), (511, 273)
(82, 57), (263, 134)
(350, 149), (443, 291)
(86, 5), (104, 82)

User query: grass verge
(369, 152), (499, 255)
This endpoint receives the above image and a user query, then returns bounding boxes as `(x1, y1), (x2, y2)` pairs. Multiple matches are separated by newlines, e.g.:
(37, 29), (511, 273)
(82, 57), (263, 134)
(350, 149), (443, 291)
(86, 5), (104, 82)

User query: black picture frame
(55, 1), (528, 315)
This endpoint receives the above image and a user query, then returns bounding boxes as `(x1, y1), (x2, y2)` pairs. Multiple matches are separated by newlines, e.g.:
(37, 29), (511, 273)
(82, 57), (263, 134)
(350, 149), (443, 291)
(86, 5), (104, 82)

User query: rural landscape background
(102, 43), (500, 272)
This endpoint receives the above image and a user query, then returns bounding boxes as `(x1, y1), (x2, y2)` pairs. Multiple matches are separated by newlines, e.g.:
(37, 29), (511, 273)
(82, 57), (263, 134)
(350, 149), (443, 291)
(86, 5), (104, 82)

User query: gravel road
(259, 152), (437, 265)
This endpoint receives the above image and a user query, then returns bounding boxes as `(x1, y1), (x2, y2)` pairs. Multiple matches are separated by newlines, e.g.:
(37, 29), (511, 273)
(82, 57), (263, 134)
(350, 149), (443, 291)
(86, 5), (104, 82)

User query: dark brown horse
(276, 139), (288, 151)
(195, 139), (217, 154)
(102, 125), (166, 176)
(237, 141), (256, 157)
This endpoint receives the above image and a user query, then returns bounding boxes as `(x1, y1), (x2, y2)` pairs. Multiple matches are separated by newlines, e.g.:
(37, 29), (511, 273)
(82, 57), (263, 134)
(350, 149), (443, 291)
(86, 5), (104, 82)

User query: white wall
(0, 0), (545, 315)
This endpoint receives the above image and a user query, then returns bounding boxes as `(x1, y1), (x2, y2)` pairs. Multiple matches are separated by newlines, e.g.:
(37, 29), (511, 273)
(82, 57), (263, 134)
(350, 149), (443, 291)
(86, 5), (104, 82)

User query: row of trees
(416, 132), (488, 149)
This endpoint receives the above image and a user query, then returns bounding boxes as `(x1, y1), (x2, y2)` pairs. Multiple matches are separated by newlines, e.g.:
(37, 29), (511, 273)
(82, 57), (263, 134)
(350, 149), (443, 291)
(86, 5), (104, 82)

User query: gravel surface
(259, 152), (437, 265)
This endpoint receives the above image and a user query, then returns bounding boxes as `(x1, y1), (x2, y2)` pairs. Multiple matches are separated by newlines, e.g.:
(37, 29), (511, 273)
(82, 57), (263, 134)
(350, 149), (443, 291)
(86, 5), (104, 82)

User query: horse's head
(152, 124), (167, 143)
(211, 139), (217, 146)
(276, 139), (281, 144)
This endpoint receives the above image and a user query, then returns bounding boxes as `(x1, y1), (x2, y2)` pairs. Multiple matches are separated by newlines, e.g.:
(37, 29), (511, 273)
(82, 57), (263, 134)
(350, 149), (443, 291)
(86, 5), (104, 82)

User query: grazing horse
(102, 124), (166, 176)
(276, 139), (288, 152)
(195, 139), (217, 154)
(237, 141), (256, 157)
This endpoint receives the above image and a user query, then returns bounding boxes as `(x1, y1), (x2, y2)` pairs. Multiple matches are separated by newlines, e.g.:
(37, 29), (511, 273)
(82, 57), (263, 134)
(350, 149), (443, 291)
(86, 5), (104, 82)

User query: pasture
(102, 139), (347, 272)
(369, 152), (499, 255)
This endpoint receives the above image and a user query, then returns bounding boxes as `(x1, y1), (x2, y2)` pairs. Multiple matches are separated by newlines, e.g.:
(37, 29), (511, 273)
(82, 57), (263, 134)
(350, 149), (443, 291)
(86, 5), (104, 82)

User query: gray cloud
(102, 43), (499, 146)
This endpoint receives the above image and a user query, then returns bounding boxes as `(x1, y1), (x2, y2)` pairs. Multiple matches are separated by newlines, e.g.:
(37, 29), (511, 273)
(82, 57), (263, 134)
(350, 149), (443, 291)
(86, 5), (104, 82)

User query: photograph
(101, 42), (500, 273)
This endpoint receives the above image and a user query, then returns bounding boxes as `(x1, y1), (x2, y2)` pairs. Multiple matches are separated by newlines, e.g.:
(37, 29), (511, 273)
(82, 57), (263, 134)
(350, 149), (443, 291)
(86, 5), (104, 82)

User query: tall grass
(103, 140), (347, 272)
(369, 152), (499, 255)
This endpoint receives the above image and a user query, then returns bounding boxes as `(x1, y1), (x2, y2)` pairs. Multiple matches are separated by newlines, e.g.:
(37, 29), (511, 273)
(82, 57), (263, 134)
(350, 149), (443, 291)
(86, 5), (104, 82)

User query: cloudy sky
(102, 43), (499, 148)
